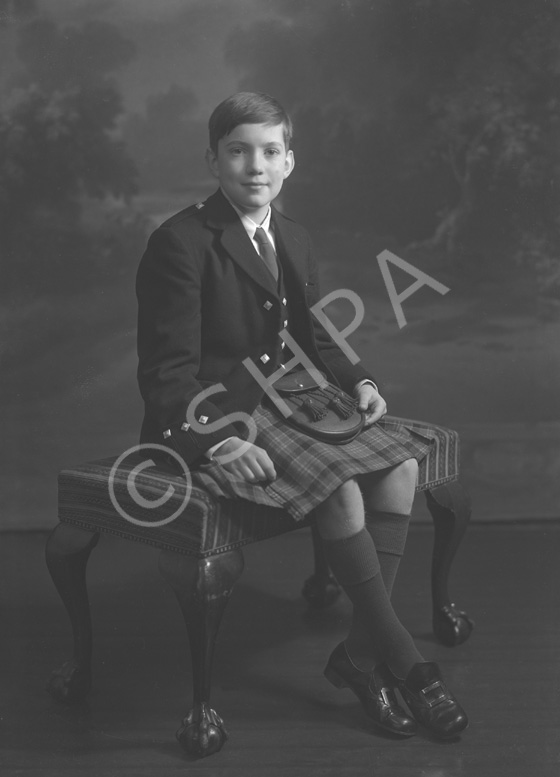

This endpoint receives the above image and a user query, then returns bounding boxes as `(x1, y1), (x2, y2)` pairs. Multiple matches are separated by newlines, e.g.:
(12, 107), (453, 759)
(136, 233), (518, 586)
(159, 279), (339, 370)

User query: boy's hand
(212, 437), (277, 483)
(355, 383), (387, 427)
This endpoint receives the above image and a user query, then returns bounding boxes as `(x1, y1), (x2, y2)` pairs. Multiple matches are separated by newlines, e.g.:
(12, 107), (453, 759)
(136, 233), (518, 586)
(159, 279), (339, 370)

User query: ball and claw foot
(46, 658), (92, 703)
(433, 603), (474, 646)
(176, 703), (229, 758)
(302, 573), (341, 608)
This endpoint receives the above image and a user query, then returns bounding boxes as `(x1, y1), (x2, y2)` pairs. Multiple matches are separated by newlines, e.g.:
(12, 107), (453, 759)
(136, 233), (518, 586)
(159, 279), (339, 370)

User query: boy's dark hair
(208, 92), (293, 152)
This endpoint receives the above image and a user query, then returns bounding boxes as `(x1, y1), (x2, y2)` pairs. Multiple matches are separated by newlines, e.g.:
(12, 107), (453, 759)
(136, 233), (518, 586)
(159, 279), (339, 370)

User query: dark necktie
(254, 227), (279, 282)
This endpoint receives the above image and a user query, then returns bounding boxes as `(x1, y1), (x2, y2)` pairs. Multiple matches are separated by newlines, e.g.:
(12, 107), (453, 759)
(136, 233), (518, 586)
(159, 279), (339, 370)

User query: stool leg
(45, 522), (100, 702)
(301, 522), (341, 608)
(425, 481), (474, 646)
(159, 549), (245, 758)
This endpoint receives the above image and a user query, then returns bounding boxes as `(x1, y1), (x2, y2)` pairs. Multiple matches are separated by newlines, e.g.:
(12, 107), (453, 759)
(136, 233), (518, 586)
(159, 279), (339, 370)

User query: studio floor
(2, 522), (560, 777)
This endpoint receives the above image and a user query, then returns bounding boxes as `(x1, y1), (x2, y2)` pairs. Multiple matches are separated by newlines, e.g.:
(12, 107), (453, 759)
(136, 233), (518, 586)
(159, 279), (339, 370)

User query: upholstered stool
(45, 417), (473, 758)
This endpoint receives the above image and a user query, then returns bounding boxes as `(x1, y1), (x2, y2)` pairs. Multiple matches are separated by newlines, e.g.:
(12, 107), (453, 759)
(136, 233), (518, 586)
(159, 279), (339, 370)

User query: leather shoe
(396, 662), (468, 739)
(324, 643), (417, 736)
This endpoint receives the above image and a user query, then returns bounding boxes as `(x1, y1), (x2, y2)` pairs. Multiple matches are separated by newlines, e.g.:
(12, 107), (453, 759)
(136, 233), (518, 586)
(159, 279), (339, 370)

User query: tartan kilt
(192, 404), (436, 521)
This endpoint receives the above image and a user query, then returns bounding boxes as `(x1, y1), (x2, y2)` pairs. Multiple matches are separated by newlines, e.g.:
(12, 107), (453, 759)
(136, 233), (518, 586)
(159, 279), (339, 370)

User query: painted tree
(226, 0), (560, 286)
(0, 17), (137, 243)
(0, 15), (139, 294)
(405, 1), (560, 273)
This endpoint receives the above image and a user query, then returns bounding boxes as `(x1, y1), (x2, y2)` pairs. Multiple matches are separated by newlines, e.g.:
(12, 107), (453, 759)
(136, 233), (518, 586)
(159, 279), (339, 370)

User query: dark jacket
(136, 189), (375, 465)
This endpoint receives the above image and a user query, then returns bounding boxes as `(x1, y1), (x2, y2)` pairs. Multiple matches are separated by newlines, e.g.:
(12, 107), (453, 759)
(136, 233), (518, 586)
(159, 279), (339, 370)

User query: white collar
(221, 188), (272, 239)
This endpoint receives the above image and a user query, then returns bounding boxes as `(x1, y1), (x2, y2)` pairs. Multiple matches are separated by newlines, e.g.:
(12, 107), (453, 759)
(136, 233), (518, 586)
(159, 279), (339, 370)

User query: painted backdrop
(1, 0), (559, 529)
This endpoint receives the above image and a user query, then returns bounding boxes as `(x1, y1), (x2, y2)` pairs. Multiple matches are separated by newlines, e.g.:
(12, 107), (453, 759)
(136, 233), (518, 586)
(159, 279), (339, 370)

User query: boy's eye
(265, 148), (280, 156)
(230, 147), (244, 155)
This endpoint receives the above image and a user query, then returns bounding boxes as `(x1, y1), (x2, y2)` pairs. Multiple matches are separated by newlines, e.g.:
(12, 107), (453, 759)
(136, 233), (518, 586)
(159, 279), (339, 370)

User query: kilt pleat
(192, 405), (435, 521)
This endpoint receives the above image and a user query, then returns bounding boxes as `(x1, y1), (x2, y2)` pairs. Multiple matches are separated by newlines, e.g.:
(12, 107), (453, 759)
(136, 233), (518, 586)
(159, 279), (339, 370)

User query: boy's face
(206, 122), (294, 223)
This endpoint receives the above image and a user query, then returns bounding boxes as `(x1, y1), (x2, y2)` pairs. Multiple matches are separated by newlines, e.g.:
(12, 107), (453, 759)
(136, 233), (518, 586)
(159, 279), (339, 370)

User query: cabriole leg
(425, 481), (474, 646)
(45, 522), (100, 702)
(159, 548), (245, 758)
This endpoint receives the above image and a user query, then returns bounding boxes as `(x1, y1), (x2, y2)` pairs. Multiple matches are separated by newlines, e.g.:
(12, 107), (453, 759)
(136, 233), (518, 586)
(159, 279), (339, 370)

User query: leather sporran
(264, 369), (365, 444)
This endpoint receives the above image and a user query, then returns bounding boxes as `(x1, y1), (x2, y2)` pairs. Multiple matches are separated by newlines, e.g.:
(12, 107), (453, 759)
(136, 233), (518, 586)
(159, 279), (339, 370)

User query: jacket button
(198, 415), (209, 424)
(181, 422), (190, 432)
(260, 354), (270, 364)
(282, 297), (287, 305)
(263, 300), (273, 310)
(163, 429), (171, 439)
(284, 320), (288, 327)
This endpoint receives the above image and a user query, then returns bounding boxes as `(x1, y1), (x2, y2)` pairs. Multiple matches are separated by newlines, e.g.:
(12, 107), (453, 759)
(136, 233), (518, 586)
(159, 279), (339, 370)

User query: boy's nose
(246, 152), (264, 174)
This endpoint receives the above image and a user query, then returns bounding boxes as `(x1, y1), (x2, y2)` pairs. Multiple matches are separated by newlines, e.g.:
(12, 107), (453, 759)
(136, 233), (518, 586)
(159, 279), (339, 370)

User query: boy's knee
(394, 458), (418, 483)
(315, 479), (365, 539)
(323, 479), (362, 514)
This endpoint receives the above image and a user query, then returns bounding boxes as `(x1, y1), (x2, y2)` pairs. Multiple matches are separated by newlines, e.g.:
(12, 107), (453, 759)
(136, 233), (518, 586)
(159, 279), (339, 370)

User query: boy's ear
(283, 149), (295, 179)
(205, 147), (219, 179)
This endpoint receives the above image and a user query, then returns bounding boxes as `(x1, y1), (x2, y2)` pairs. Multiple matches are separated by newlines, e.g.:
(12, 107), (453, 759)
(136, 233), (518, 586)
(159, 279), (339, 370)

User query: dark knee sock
(323, 528), (423, 678)
(365, 510), (411, 597)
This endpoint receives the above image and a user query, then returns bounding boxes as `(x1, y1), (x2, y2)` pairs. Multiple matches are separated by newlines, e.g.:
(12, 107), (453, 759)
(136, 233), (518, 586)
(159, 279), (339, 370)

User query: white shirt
(222, 189), (277, 257)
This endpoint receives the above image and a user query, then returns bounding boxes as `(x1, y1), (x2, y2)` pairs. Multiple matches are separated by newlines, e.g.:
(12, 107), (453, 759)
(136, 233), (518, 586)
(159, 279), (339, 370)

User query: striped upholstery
(382, 416), (459, 492)
(58, 418), (459, 558)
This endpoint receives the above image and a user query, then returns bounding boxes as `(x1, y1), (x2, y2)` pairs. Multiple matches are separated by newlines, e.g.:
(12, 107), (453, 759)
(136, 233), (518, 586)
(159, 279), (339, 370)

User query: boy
(136, 92), (468, 739)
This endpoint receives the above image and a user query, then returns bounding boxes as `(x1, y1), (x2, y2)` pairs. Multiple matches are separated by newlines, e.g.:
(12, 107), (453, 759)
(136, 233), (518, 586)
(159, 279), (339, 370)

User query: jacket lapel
(203, 190), (280, 298)
(271, 208), (308, 301)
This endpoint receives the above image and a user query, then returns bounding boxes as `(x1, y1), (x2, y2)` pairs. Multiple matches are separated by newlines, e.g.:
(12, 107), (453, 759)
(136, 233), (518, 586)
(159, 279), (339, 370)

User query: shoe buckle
(419, 680), (447, 707)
